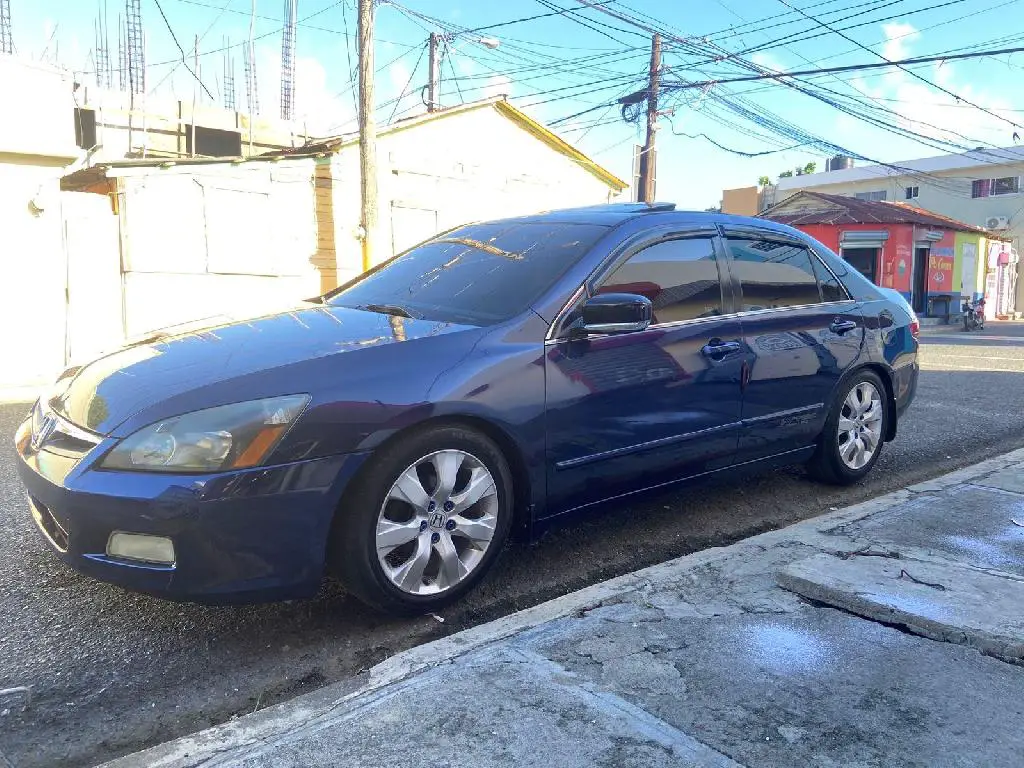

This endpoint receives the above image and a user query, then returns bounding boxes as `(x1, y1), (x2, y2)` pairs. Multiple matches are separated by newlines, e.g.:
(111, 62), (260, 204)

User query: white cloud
(254, 45), (355, 136)
(881, 22), (919, 62)
(751, 52), (786, 74)
(843, 25), (1020, 149)
(388, 60), (411, 93)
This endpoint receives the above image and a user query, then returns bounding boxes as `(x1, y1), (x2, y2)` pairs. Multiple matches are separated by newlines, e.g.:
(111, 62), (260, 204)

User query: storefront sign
(927, 250), (954, 292)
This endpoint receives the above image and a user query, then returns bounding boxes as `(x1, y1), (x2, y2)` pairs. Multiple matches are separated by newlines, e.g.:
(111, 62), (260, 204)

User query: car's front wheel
(332, 424), (513, 614)
(808, 370), (888, 485)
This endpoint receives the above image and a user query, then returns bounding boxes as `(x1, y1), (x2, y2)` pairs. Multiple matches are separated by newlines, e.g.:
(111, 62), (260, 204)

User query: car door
(544, 230), (746, 514)
(721, 227), (864, 459)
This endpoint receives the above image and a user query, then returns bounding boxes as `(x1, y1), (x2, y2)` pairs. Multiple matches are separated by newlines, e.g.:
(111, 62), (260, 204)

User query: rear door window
(725, 238), (824, 311)
(597, 237), (724, 324)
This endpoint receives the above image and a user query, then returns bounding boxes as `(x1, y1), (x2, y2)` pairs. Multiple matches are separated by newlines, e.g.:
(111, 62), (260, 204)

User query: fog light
(106, 532), (176, 565)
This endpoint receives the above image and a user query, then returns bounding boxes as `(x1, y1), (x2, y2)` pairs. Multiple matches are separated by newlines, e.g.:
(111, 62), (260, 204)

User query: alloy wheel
(837, 381), (884, 470)
(375, 449), (499, 595)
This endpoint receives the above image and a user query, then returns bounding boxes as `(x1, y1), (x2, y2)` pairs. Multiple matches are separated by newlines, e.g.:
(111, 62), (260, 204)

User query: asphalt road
(2, 322), (1024, 768)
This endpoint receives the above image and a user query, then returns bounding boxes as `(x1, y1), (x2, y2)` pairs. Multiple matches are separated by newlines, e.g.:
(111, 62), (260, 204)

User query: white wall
(114, 159), (322, 338)
(329, 105), (621, 283)
(0, 162), (70, 395)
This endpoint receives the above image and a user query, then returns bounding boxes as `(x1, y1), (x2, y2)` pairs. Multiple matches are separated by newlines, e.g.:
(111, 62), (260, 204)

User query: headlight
(101, 395), (309, 473)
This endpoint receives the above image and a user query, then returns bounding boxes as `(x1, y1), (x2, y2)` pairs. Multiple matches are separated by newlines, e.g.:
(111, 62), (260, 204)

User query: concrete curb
(100, 446), (1024, 768)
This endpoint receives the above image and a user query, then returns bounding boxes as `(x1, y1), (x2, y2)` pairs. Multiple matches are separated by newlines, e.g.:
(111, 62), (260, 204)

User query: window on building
(185, 125), (243, 157)
(74, 108), (97, 149)
(904, 186), (919, 200)
(598, 238), (723, 324)
(726, 239), (824, 311)
(973, 176), (1020, 198)
(993, 176), (1020, 195)
(854, 190), (887, 202)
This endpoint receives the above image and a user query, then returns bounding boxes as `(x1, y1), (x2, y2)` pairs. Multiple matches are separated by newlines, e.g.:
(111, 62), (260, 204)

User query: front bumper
(14, 416), (369, 603)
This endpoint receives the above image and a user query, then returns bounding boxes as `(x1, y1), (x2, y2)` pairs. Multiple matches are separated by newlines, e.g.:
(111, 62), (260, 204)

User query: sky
(8, 0), (1024, 208)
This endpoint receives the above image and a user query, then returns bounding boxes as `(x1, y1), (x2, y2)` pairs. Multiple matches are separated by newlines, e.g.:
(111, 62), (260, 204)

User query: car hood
(52, 303), (475, 434)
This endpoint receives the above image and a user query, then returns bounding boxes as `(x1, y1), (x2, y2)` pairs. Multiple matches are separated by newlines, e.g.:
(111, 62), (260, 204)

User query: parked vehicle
(15, 204), (919, 614)
(963, 296), (986, 332)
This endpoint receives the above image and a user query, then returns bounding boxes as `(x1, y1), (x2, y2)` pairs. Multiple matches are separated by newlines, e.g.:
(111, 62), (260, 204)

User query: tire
(331, 424), (513, 615)
(807, 369), (888, 486)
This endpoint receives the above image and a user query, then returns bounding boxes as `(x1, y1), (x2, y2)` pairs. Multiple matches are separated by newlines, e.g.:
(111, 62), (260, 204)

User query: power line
(698, 0), (968, 66)
(774, 0), (1024, 132)
(664, 44), (1024, 90)
(388, 42), (427, 123)
(154, 0), (214, 99)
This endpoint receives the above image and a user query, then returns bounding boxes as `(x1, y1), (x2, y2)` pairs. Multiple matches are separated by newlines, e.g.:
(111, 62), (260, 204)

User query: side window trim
(808, 247), (854, 303)
(723, 233), (863, 315)
(547, 227), (719, 341)
(585, 226), (718, 294)
(594, 233), (727, 330)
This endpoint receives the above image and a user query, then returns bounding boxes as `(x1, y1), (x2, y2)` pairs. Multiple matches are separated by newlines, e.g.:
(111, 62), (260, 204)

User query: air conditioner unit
(985, 215), (1009, 230)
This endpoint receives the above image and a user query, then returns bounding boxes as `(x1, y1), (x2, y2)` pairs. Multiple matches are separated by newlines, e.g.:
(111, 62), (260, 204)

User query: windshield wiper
(359, 303), (418, 319)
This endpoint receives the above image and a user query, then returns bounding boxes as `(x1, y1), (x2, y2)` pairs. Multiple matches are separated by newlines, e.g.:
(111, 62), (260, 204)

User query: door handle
(830, 318), (858, 335)
(701, 340), (742, 359)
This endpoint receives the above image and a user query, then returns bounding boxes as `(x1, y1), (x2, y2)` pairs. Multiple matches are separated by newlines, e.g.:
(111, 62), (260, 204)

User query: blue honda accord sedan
(15, 203), (918, 614)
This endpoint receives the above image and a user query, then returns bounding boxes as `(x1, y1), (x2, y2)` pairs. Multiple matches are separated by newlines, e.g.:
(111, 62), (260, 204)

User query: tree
(779, 170), (793, 178)
(803, 161), (816, 175)
(758, 175), (771, 187)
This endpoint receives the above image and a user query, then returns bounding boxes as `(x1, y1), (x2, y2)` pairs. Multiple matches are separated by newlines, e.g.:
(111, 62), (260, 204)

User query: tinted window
(727, 238), (822, 311)
(327, 222), (608, 325)
(598, 238), (722, 324)
(810, 253), (848, 302)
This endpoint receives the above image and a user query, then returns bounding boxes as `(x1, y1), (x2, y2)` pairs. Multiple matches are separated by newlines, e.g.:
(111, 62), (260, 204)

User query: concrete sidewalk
(104, 449), (1024, 768)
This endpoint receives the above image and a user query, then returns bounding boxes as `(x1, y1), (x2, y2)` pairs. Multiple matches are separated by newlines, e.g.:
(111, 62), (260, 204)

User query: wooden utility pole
(638, 33), (661, 203)
(427, 32), (441, 112)
(358, 0), (377, 272)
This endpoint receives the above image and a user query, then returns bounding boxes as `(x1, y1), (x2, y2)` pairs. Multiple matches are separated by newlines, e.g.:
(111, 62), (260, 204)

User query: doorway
(912, 247), (929, 313)
(841, 247), (878, 284)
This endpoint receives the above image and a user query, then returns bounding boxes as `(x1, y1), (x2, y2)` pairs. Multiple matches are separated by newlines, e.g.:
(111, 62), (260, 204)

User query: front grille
(28, 495), (70, 552)
(30, 403), (102, 460)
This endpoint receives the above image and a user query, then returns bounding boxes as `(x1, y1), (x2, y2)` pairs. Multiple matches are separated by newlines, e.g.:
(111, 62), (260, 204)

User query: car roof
(504, 203), (803, 236)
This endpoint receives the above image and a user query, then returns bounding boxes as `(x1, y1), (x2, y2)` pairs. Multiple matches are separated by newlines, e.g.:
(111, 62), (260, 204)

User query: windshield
(327, 221), (609, 325)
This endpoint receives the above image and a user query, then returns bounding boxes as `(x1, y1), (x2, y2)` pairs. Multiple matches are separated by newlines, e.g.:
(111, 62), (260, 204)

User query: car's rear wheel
(332, 425), (513, 614)
(808, 370), (888, 485)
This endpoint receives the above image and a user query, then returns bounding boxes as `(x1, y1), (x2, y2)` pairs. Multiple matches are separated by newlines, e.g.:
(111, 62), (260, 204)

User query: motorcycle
(962, 296), (986, 332)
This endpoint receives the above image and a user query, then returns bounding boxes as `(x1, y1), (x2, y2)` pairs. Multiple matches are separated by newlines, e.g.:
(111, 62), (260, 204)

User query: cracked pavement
(106, 448), (1024, 768)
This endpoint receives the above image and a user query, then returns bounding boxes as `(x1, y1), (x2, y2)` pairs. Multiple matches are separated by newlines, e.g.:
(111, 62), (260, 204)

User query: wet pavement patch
(778, 553), (1024, 662)
(837, 485), (1024, 577)
(539, 608), (1024, 767)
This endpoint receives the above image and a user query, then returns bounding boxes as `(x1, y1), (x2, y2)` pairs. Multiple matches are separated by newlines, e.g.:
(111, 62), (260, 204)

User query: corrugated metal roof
(761, 191), (991, 234)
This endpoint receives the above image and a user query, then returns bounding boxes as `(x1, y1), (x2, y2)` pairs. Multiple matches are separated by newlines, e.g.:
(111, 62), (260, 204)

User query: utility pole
(427, 32), (441, 112)
(358, 0), (377, 272)
(638, 32), (661, 203)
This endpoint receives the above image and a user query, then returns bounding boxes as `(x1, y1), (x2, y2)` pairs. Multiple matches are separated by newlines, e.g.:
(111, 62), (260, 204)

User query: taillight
(910, 320), (920, 340)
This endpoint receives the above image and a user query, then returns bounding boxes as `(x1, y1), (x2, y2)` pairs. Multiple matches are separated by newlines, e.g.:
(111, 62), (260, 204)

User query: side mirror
(580, 293), (653, 334)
